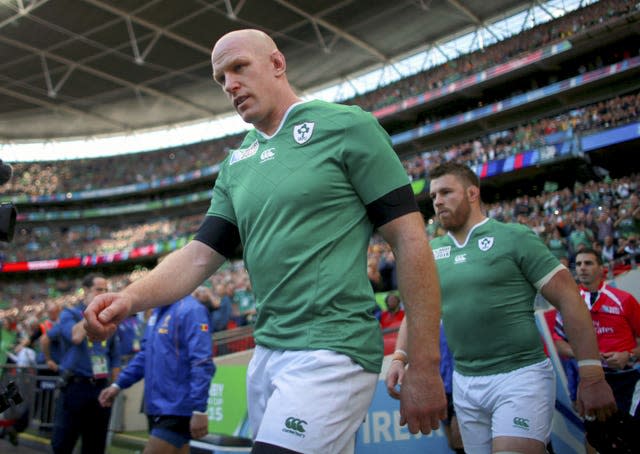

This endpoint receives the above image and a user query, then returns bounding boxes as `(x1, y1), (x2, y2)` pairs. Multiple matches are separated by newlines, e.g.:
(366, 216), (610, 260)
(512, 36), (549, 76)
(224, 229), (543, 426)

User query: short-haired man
(554, 249), (640, 445)
(388, 162), (616, 453)
(50, 273), (120, 454)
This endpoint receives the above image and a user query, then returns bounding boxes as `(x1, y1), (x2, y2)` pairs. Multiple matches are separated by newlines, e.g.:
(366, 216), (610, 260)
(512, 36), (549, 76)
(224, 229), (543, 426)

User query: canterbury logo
(260, 148), (275, 162)
(512, 417), (530, 429)
(285, 417), (307, 433)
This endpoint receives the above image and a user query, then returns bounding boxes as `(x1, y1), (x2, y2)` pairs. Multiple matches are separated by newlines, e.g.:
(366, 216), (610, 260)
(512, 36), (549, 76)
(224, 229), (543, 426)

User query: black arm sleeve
(193, 215), (241, 258)
(365, 184), (419, 229)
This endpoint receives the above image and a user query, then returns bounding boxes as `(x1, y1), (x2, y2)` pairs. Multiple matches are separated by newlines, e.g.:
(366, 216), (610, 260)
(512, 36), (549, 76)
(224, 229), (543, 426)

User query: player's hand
(98, 386), (119, 408)
(83, 293), (132, 341)
(576, 374), (617, 422)
(399, 366), (447, 434)
(385, 359), (406, 400)
(190, 413), (208, 439)
(601, 351), (630, 370)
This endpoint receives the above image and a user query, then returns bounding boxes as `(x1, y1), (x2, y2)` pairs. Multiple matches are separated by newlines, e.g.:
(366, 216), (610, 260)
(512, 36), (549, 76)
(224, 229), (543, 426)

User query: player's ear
(466, 185), (480, 203)
(271, 50), (286, 76)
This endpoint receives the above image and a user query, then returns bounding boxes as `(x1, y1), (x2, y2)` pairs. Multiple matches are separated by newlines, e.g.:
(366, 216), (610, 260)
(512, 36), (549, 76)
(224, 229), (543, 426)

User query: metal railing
(0, 364), (56, 435)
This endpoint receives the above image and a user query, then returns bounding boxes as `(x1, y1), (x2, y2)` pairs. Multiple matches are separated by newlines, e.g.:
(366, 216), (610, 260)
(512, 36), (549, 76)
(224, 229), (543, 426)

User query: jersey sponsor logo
(433, 246), (451, 260)
(283, 416), (307, 438)
(512, 417), (530, 430)
(259, 147), (275, 163)
(478, 236), (494, 251)
(200, 323), (209, 332)
(454, 254), (467, 264)
(293, 122), (315, 144)
(229, 140), (259, 165)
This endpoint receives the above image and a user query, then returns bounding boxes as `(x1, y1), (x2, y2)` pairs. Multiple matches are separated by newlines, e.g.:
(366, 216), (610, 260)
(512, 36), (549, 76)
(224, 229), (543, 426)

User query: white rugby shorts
(452, 359), (555, 454)
(247, 346), (378, 454)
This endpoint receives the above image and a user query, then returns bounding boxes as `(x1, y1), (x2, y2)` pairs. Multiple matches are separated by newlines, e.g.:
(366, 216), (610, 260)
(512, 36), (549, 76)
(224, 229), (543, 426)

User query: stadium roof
(0, 0), (546, 141)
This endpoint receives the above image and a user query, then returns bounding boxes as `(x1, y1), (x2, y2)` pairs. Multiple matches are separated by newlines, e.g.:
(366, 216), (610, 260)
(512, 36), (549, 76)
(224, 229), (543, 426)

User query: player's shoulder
(298, 99), (374, 125)
(488, 218), (536, 238)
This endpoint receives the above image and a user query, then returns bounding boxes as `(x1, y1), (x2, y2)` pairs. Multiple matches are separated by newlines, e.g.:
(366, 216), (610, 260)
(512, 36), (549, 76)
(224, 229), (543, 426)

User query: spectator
(613, 195), (640, 239)
(545, 226), (569, 261)
(568, 219), (595, 258)
(211, 283), (232, 332)
(40, 300), (65, 373)
(601, 234), (619, 263)
(377, 250), (398, 291)
(232, 277), (256, 326)
(380, 293), (405, 330)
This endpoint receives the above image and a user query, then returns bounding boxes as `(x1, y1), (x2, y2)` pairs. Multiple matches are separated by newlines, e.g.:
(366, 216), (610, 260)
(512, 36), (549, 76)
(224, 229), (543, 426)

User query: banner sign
(207, 364), (250, 437)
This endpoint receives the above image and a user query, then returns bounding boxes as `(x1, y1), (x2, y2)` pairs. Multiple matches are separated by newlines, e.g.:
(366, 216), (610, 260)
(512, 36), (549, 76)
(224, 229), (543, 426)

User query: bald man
(84, 29), (445, 453)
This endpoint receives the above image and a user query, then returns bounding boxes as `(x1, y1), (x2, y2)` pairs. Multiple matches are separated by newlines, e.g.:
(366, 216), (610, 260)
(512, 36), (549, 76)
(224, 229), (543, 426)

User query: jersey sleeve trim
(365, 184), (418, 229)
(193, 215), (241, 258)
(534, 264), (566, 291)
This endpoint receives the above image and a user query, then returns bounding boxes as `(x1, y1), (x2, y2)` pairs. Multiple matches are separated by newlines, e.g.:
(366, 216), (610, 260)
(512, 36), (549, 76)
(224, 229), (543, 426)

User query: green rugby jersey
(431, 218), (563, 376)
(206, 99), (410, 372)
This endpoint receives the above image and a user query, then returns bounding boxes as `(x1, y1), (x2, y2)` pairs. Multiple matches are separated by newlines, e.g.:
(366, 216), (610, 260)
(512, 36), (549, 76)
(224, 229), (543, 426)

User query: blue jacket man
(50, 273), (121, 454)
(99, 294), (215, 454)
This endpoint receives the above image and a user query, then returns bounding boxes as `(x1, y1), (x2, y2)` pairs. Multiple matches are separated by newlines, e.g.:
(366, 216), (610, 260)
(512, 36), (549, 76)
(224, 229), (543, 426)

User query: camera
(0, 202), (17, 242)
(0, 158), (16, 242)
(0, 382), (23, 413)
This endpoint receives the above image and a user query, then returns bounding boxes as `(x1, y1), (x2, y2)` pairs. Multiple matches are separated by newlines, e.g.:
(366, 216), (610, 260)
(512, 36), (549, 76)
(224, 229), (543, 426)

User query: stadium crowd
(403, 90), (640, 181)
(2, 87), (639, 265)
(3, 134), (238, 198)
(2, 0), (638, 199)
(345, 0), (638, 112)
(2, 214), (202, 263)
(2, 171), (638, 356)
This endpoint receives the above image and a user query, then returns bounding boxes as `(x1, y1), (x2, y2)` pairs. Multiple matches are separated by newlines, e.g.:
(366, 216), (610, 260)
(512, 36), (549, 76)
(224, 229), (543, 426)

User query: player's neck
(256, 95), (303, 136)
(449, 212), (487, 244)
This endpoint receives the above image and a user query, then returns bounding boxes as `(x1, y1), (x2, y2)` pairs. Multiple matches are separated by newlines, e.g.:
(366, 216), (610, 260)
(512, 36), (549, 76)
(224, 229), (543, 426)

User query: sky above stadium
(0, 0), (594, 162)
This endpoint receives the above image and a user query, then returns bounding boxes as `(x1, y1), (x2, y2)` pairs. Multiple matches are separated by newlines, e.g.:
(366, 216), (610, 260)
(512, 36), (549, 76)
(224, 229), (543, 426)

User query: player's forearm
(122, 241), (225, 314)
(379, 213), (441, 367)
(557, 303), (600, 361)
(394, 232), (441, 367)
(543, 270), (603, 378)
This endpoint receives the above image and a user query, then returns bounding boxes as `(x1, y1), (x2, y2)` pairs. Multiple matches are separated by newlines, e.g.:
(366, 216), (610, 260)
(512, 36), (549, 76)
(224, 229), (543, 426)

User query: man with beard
(387, 162), (616, 453)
